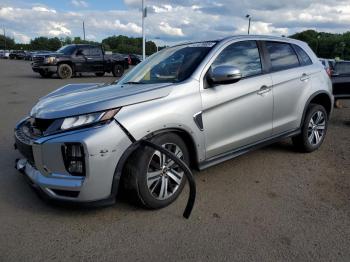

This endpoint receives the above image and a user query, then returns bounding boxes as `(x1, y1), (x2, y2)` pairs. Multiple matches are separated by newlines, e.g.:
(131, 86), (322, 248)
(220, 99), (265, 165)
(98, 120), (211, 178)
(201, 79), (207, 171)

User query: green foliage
(0, 35), (15, 49)
(102, 35), (157, 55)
(290, 30), (350, 60)
(29, 37), (62, 51)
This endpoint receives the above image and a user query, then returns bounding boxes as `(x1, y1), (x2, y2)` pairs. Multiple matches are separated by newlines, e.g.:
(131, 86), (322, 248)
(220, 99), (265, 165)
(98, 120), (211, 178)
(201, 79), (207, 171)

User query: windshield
(118, 42), (217, 84)
(57, 45), (76, 55)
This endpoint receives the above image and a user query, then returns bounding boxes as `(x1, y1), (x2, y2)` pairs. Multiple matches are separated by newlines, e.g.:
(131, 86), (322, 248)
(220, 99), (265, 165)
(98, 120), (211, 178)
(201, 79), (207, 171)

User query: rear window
(266, 42), (300, 71)
(335, 62), (350, 75)
(294, 45), (312, 66)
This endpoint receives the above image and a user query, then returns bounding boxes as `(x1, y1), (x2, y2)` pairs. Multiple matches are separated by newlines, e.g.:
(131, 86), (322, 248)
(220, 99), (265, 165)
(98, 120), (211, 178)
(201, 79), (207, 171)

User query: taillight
(61, 143), (85, 176)
(128, 55), (132, 65)
(326, 68), (331, 77)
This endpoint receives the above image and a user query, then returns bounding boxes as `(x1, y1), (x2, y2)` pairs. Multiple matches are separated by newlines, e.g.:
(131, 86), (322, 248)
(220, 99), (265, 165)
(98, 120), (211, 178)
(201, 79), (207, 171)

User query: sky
(0, 0), (350, 45)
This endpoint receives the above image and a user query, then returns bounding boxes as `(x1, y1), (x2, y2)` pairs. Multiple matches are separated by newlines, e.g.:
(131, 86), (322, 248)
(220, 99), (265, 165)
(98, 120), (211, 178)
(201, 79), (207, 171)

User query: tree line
(289, 30), (350, 60)
(1, 30), (350, 59)
(0, 35), (160, 55)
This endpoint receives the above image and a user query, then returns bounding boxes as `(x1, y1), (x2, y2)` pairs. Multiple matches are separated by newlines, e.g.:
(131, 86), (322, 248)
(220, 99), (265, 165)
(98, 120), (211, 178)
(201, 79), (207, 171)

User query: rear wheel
(57, 64), (73, 79)
(124, 133), (189, 209)
(292, 104), (328, 152)
(112, 64), (124, 77)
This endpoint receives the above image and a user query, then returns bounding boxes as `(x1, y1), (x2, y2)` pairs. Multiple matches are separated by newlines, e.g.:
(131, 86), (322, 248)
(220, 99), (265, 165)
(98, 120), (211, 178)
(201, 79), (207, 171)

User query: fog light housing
(61, 143), (85, 176)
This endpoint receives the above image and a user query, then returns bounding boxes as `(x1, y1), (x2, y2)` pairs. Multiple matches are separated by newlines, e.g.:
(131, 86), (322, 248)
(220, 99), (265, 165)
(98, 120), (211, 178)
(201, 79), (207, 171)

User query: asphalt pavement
(0, 59), (349, 261)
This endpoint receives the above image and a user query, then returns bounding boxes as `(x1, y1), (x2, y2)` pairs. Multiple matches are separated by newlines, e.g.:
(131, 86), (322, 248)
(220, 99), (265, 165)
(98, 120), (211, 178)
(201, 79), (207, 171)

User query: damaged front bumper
(14, 118), (132, 204)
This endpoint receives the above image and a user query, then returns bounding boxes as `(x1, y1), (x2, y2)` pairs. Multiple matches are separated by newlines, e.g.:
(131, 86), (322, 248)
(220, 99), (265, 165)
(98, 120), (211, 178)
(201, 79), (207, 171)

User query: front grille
(32, 56), (44, 66)
(15, 130), (35, 165)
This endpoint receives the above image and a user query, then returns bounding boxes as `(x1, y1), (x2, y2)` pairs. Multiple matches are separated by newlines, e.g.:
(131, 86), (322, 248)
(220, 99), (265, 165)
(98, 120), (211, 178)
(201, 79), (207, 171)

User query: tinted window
(266, 42), (299, 71)
(80, 47), (89, 56)
(335, 62), (350, 75)
(294, 45), (312, 66)
(90, 47), (102, 56)
(212, 41), (262, 77)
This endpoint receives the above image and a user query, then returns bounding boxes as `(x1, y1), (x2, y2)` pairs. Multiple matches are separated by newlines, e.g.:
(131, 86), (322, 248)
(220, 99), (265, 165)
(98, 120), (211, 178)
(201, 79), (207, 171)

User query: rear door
(264, 41), (313, 135)
(200, 40), (273, 158)
(85, 46), (104, 72)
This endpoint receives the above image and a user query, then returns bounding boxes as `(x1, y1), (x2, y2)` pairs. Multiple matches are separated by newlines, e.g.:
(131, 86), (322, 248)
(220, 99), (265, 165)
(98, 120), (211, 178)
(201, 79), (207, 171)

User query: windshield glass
(57, 45), (76, 55)
(118, 42), (217, 84)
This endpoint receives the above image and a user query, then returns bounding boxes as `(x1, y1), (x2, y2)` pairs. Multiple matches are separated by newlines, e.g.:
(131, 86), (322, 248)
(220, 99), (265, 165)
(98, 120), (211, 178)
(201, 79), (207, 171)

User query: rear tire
(124, 133), (189, 209)
(57, 64), (73, 79)
(112, 64), (124, 77)
(292, 104), (328, 152)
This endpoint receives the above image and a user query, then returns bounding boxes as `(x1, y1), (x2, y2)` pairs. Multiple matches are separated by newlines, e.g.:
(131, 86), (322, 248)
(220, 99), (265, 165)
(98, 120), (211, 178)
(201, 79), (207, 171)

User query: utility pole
(83, 21), (86, 41)
(246, 14), (251, 35)
(142, 0), (147, 60)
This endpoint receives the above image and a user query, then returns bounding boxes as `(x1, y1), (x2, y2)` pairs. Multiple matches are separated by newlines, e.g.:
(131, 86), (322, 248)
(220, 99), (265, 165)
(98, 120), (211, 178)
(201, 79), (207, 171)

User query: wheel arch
(301, 91), (333, 125)
(110, 127), (199, 199)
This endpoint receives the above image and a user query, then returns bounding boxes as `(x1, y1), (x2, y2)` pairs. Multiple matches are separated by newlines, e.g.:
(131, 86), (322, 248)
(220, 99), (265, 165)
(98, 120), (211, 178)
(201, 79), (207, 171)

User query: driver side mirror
(207, 65), (242, 85)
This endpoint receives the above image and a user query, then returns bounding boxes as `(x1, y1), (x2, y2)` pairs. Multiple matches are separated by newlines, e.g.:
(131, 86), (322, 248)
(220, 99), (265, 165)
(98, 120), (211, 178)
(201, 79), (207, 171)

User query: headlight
(45, 56), (57, 64)
(60, 108), (120, 131)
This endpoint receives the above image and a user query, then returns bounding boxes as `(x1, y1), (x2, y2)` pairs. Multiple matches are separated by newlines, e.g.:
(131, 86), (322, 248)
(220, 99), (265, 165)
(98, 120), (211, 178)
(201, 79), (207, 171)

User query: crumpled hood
(30, 82), (172, 119)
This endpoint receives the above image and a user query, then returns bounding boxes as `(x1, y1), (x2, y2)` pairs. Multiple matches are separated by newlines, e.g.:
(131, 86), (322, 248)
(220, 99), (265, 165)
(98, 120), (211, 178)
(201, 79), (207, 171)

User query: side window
(266, 42), (299, 71)
(212, 41), (262, 78)
(90, 47), (102, 56)
(293, 45), (312, 66)
(77, 47), (90, 56)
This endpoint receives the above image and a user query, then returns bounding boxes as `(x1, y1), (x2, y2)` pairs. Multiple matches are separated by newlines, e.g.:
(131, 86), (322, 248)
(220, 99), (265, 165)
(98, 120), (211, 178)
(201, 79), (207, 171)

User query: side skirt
(198, 128), (301, 170)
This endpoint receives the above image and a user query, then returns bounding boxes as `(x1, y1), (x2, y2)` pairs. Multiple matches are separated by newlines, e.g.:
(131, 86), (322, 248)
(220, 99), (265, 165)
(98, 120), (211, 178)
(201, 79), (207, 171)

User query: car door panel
(200, 40), (273, 159)
(201, 75), (273, 158)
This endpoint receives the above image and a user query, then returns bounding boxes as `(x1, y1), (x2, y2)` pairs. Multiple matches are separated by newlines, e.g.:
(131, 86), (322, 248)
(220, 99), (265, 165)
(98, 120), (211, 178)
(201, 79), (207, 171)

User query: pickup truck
(31, 44), (129, 79)
(331, 61), (350, 99)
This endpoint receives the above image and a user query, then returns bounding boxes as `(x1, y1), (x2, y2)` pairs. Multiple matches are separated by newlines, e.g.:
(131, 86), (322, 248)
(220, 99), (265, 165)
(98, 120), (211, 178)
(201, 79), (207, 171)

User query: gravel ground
(0, 59), (349, 262)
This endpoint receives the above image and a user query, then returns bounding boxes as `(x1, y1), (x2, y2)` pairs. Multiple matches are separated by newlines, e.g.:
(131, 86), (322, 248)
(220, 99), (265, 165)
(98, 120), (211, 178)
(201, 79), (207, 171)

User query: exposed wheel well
(309, 93), (332, 117)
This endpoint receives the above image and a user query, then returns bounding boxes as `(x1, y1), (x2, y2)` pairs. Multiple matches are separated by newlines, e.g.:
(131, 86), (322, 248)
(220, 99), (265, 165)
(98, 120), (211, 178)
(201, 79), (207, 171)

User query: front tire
(57, 64), (73, 79)
(124, 133), (189, 209)
(112, 64), (124, 77)
(292, 104), (328, 152)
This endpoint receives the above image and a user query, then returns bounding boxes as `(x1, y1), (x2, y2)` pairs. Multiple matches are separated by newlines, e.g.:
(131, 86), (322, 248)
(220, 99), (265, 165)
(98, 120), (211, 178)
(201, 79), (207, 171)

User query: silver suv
(15, 35), (333, 209)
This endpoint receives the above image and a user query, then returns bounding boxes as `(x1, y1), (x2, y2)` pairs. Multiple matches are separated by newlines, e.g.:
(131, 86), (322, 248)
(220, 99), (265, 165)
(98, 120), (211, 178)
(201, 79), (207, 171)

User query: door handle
(300, 73), (310, 81)
(257, 85), (271, 95)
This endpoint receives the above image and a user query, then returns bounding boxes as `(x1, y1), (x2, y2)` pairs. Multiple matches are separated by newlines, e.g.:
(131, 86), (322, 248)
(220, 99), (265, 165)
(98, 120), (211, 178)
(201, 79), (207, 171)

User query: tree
(0, 35), (15, 50)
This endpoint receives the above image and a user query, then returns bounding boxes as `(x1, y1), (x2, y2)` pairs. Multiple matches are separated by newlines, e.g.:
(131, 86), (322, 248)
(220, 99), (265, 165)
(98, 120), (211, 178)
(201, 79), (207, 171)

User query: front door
(200, 40), (273, 159)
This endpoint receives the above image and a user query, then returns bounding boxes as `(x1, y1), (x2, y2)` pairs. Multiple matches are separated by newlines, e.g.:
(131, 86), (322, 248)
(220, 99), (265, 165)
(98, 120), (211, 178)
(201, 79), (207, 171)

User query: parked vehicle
(31, 44), (129, 79)
(128, 54), (142, 65)
(331, 61), (350, 99)
(14, 36), (333, 209)
(9, 50), (26, 60)
(319, 58), (335, 76)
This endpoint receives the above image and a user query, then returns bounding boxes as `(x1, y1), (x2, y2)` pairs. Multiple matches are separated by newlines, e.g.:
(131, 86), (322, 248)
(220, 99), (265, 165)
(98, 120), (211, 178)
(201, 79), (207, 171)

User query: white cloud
(71, 0), (88, 8)
(2, 1), (350, 44)
(32, 6), (57, 13)
(159, 22), (184, 36)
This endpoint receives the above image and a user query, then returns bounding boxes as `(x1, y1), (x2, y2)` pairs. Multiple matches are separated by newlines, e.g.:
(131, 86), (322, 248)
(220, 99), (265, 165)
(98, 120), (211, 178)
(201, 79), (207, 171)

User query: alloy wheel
(146, 143), (184, 200)
(307, 110), (326, 146)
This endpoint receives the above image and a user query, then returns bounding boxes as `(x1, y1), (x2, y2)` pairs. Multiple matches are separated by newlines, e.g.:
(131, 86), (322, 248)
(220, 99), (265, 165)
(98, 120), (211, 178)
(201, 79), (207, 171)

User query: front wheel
(124, 133), (189, 209)
(292, 104), (328, 152)
(112, 64), (124, 77)
(57, 64), (73, 79)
